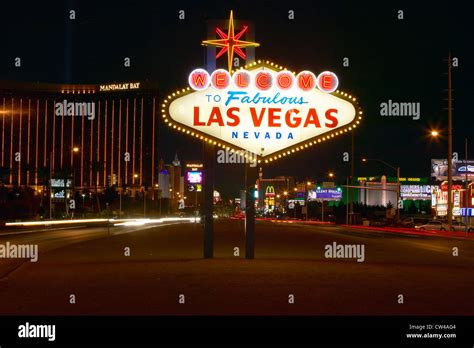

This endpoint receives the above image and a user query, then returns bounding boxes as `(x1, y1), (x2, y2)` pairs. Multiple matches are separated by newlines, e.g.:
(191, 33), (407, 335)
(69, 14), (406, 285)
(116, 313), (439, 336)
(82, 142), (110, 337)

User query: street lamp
(81, 193), (86, 216)
(282, 191), (288, 216)
(362, 158), (401, 222)
(328, 172), (335, 178)
(305, 181), (313, 220)
(70, 147), (81, 218)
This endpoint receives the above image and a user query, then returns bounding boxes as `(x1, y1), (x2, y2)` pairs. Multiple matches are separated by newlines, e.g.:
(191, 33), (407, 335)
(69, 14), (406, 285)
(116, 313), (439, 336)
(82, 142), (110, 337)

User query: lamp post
(49, 151), (53, 220)
(144, 187), (146, 218)
(346, 176), (349, 224)
(159, 188), (162, 216)
(324, 172), (336, 223)
(350, 132), (355, 224)
(106, 202), (110, 236)
(133, 173), (139, 213)
(291, 188), (298, 218)
(119, 185), (123, 218)
(306, 181), (312, 220)
(447, 51), (453, 231)
(69, 146), (80, 218)
(362, 158), (401, 222)
(154, 183), (159, 209)
(317, 184), (324, 222)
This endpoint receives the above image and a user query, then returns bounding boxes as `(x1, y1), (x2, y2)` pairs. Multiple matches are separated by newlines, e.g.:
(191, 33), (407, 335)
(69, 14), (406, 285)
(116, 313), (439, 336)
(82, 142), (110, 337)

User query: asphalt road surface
(0, 219), (473, 315)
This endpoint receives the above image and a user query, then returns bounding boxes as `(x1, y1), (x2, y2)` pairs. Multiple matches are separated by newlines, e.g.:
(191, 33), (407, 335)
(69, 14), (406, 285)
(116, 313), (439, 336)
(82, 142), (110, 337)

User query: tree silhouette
(0, 167), (10, 184)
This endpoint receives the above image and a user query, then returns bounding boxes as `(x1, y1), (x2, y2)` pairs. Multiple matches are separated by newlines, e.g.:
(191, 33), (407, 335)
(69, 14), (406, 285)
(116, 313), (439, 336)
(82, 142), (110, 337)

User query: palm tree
(0, 167), (10, 184)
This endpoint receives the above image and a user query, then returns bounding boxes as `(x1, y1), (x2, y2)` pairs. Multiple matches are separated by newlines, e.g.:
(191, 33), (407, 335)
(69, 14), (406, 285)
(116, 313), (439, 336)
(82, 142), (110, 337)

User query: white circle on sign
(275, 70), (295, 90)
(232, 69), (252, 89)
(210, 69), (231, 90)
(188, 68), (210, 91)
(296, 70), (317, 91)
(317, 71), (339, 93)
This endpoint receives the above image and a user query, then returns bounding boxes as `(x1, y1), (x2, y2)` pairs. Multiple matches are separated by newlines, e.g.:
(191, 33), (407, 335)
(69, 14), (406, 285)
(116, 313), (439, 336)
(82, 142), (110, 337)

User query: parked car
(414, 220), (450, 231)
(370, 219), (386, 227)
(450, 221), (473, 232)
(401, 217), (429, 228)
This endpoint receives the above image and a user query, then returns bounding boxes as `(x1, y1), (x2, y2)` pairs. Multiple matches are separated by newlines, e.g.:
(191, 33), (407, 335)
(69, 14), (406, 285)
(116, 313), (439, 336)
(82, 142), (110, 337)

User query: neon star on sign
(163, 60), (362, 162)
(202, 10), (260, 73)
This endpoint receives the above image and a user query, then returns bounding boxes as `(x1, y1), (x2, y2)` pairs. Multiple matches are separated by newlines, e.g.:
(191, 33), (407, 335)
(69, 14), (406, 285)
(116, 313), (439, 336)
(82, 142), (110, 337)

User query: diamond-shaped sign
(162, 61), (362, 162)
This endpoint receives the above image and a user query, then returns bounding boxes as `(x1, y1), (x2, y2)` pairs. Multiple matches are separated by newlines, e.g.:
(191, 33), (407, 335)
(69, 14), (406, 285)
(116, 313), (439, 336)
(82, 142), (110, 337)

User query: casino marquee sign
(162, 14), (362, 164)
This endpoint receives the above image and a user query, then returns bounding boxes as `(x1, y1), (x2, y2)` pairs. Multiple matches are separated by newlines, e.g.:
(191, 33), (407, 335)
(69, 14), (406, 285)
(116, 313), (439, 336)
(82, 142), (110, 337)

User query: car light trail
(114, 217), (201, 226)
(4, 217), (201, 228)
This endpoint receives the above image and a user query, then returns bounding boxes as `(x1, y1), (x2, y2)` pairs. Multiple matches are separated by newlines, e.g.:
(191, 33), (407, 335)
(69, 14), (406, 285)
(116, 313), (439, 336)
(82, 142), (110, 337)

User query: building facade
(0, 81), (159, 193)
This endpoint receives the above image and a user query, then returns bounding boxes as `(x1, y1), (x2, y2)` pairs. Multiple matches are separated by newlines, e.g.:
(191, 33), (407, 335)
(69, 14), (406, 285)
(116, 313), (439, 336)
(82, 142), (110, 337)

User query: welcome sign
(162, 10), (362, 163)
(163, 61), (361, 162)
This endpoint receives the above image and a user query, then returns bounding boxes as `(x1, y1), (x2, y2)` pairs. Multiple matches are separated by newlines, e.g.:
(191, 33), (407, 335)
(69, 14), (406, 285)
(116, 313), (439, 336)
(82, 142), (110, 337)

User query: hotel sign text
(99, 82), (140, 92)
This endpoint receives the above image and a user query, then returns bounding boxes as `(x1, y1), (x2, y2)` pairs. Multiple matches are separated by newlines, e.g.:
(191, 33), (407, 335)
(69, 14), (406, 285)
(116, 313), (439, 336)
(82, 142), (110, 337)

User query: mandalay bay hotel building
(0, 80), (159, 196)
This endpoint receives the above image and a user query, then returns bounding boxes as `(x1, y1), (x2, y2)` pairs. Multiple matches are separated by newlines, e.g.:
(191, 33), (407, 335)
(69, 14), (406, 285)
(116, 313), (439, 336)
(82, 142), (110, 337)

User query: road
(0, 219), (473, 315)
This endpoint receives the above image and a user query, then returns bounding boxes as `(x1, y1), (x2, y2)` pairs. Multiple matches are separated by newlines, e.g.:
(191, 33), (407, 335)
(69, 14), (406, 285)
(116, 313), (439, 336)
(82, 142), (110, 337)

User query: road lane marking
(0, 225), (87, 237)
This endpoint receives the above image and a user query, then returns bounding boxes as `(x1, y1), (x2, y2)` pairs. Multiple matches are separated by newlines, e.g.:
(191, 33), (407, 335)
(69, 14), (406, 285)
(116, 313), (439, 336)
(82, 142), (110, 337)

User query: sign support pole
(203, 142), (214, 259)
(245, 163), (257, 259)
(321, 200), (324, 222)
(345, 177), (349, 224)
(349, 131), (354, 224)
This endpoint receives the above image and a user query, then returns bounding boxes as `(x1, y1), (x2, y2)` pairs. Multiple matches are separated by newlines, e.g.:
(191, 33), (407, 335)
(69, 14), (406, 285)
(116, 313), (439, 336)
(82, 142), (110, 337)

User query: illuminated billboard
(50, 178), (73, 188)
(309, 188), (342, 201)
(432, 183), (463, 217)
(187, 171), (202, 184)
(431, 159), (474, 181)
(400, 185), (432, 200)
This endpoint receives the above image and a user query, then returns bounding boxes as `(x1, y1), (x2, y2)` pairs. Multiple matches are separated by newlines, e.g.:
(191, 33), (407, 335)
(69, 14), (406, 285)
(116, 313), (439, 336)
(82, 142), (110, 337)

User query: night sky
(1, 0), (472, 198)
